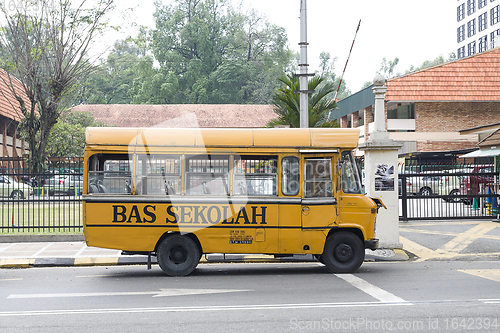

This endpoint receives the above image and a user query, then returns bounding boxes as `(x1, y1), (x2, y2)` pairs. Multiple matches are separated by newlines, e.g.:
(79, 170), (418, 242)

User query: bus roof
(85, 127), (360, 150)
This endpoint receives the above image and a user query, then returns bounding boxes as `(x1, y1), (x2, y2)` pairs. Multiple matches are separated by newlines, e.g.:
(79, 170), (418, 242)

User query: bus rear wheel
(157, 235), (200, 276)
(322, 232), (364, 273)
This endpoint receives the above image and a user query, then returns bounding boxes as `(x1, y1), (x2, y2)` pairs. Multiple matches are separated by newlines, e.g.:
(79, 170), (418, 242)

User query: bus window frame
(303, 156), (334, 198)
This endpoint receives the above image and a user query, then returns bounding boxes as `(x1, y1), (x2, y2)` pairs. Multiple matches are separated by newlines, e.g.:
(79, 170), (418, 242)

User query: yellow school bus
(83, 127), (383, 276)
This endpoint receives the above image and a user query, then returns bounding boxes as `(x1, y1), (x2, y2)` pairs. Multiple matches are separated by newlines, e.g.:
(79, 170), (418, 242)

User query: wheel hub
(335, 243), (353, 262)
(169, 246), (187, 264)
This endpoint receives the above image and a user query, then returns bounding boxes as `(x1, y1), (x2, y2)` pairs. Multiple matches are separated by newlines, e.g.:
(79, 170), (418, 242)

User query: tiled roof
(478, 128), (500, 147)
(0, 69), (28, 122)
(72, 104), (277, 128)
(386, 48), (500, 102)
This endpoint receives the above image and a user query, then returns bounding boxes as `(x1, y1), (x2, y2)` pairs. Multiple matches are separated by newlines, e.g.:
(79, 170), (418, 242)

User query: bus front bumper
(365, 239), (379, 250)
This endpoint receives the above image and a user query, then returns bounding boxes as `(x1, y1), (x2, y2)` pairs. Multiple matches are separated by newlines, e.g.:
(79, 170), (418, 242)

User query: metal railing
(0, 158), (83, 233)
(399, 163), (499, 221)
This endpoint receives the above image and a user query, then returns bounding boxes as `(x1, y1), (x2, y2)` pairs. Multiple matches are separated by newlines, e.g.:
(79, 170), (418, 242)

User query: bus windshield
(341, 151), (362, 194)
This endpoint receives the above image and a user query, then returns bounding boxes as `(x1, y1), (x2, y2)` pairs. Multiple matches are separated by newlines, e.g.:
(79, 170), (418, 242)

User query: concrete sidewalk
(0, 238), (408, 269)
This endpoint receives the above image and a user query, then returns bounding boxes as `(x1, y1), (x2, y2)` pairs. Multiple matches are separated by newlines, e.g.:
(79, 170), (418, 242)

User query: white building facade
(457, 0), (500, 59)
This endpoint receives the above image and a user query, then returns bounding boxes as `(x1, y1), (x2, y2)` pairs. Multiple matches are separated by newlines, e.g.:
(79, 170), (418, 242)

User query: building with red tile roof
(0, 69), (29, 162)
(72, 104), (277, 128)
(334, 47), (500, 162)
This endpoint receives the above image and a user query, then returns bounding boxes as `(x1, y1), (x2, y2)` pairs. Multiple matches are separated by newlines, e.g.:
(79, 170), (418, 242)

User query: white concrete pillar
(358, 75), (403, 249)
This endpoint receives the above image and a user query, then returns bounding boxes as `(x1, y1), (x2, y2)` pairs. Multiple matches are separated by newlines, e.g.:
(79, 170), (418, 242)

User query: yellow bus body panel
(83, 127), (380, 257)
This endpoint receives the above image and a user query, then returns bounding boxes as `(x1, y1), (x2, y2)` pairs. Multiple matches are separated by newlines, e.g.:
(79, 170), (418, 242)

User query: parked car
(406, 173), (442, 196)
(460, 165), (495, 204)
(0, 175), (33, 199)
(45, 174), (83, 196)
(438, 174), (461, 202)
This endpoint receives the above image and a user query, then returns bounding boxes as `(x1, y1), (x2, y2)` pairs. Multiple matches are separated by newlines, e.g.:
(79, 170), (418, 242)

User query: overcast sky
(107, 0), (456, 92)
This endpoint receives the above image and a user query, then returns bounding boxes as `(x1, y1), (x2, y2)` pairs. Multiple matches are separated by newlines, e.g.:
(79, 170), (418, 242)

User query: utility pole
(298, 0), (310, 128)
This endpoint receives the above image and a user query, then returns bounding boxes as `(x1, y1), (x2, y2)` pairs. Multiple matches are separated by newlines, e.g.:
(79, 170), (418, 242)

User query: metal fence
(2, 158), (499, 232)
(0, 157), (83, 233)
(399, 163), (499, 221)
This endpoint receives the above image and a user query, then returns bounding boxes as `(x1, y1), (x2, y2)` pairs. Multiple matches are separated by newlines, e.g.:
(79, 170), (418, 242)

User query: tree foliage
(266, 74), (339, 128)
(317, 51), (351, 101)
(144, 0), (293, 104)
(0, 0), (115, 172)
(377, 57), (400, 78)
(406, 53), (457, 73)
(46, 110), (108, 157)
(75, 36), (154, 104)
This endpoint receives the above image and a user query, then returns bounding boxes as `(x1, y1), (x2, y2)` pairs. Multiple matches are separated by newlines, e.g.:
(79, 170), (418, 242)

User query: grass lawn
(0, 200), (82, 234)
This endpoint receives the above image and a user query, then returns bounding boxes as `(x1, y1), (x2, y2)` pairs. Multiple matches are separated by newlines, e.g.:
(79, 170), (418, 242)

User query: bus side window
(282, 156), (300, 196)
(88, 154), (132, 194)
(185, 155), (229, 195)
(304, 158), (333, 197)
(136, 155), (181, 195)
(233, 156), (278, 196)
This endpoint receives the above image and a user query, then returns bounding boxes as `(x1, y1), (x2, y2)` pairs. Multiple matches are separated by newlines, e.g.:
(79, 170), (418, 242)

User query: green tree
(148, 0), (292, 104)
(266, 74), (339, 128)
(75, 38), (156, 104)
(317, 51), (351, 101)
(377, 57), (400, 78)
(0, 0), (115, 172)
(406, 53), (457, 73)
(46, 110), (108, 157)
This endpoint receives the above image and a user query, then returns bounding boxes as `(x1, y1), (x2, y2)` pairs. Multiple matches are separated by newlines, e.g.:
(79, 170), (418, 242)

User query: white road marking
(7, 288), (249, 299)
(0, 301), (411, 317)
(0, 243), (15, 253)
(74, 244), (89, 257)
(335, 273), (409, 304)
(32, 243), (55, 257)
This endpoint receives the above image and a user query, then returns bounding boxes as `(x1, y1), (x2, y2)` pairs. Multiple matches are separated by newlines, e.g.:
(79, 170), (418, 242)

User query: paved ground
(0, 240), (407, 269)
(400, 220), (500, 261)
(1, 219), (499, 269)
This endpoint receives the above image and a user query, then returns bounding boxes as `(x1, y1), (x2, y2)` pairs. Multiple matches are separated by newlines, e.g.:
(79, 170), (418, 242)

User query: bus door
(301, 155), (337, 229)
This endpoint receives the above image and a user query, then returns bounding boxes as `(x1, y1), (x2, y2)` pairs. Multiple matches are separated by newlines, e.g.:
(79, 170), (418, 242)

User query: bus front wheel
(322, 232), (364, 273)
(157, 235), (200, 276)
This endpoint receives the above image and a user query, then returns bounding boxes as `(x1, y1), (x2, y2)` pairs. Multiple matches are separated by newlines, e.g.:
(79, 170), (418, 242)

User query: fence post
(400, 174), (408, 222)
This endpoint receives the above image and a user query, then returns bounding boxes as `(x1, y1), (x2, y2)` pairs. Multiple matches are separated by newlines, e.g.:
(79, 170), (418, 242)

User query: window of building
(491, 28), (500, 47)
(491, 5), (500, 25)
(468, 40), (477, 55)
(387, 103), (415, 120)
(233, 155), (278, 196)
(458, 24), (466, 42)
(458, 46), (466, 59)
(468, 18), (477, 37)
(479, 12), (488, 30)
(458, 3), (466, 21)
(479, 35), (488, 51)
(467, 0), (476, 15)
(479, 0), (487, 9)
(305, 158), (332, 197)
(358, 109), (364, 127)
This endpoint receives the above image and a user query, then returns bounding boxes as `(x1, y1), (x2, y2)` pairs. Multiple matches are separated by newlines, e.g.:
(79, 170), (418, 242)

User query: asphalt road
(1, 260), (500, 333)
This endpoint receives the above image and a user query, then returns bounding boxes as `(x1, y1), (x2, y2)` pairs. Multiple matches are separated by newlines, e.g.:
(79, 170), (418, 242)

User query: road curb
(0, 235), (85, 243)
(0, 249), (408, 269)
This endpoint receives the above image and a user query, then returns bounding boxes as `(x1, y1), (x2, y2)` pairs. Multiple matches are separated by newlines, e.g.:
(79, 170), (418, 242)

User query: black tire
(322, 232), (364, 273)
(419, 187), (432, 196)
(157, 235), (200, 276)
(11, 190), (24, 200)
(448, 189), (460, 203)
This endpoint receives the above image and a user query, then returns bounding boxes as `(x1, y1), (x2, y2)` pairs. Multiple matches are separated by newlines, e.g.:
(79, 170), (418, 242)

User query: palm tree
(266, 74), (339, 128)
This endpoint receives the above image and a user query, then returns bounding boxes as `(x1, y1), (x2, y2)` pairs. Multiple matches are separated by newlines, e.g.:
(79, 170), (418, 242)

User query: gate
(399, 163), (499, 221)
